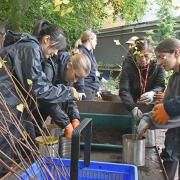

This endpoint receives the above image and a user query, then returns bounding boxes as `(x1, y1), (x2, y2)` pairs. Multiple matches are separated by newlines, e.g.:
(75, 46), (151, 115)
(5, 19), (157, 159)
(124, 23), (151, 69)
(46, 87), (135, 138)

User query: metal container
(44, 124), (64, 137)
(123, 134), (145, 166)
(145, 130), (156, 147)
(59, 136), (71, 158)
(35, 136), (59, 158)
(44, 124), (71, 158)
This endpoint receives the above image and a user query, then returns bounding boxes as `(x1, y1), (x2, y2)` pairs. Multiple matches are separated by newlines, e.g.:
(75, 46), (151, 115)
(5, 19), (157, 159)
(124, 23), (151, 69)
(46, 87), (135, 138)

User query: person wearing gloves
(119, 37), (165, 121)
(138, 38), (180, 180)
(73, 30), (101, 100)
(0, 20), (79, 177)
(39, 50), (91, 139)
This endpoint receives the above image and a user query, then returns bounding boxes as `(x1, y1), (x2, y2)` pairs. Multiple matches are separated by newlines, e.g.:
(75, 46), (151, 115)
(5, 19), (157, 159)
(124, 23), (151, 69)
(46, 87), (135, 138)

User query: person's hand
(131, 107), (143, 121)
(96, 91), (102, 98)
(71, 119), (80, 129)
(64, 123), (73, 139)
(139, 91), (155, 104)
(78, 92), (86, 100)
(152, 103), (170, 124)
(71, 87), (80, 100)
(154, 92), (165, 101)
(137, 117), (150, 139)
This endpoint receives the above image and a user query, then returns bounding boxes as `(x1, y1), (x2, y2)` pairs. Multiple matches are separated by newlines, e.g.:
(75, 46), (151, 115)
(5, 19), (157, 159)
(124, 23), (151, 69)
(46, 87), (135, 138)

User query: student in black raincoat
(0, 21), (78, 177)
(138, 38), (180, 180)
(119, 37), (165, 121)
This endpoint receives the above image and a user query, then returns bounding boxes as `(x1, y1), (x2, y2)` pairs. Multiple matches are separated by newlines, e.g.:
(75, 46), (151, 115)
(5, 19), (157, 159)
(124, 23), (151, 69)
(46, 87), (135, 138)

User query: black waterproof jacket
(0, 33), (73, 110)
(74, 45), (100, 93)
(119, 57), (165, 112)
(41, 51), (80, 128)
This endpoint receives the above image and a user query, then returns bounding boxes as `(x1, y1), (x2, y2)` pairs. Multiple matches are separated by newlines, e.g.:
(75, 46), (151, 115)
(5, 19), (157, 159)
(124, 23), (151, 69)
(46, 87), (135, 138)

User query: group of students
(120, 36), (180, 179)
(0, 19), (101, 176)
(0, 19), (180, 179)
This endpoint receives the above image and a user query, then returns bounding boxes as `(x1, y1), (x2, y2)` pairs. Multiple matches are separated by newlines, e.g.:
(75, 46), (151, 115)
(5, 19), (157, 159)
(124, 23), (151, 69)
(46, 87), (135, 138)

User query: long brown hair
(155, 38), (180, 53)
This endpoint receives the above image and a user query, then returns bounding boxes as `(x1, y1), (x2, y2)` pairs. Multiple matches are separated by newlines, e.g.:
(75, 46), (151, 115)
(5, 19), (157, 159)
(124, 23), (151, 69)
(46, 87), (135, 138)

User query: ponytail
(32, 19), (67, 51)
(32, 19), (51, 38)
(74, 39), (82, 49)
(74, 30), (96, 49)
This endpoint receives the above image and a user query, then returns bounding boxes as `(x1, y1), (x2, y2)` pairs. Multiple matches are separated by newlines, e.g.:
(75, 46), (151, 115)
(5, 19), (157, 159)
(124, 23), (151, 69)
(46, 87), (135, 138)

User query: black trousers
(161, 127), (180, 180)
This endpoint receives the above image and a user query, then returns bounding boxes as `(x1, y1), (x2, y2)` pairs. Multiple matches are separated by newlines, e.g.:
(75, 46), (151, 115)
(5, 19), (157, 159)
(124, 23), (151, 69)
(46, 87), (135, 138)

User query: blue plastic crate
(20, 158), (138, 180)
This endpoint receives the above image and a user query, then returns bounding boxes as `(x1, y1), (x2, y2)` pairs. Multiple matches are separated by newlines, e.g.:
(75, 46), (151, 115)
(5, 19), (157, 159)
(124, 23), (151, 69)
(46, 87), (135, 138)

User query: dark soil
(91, 128), (131, 144)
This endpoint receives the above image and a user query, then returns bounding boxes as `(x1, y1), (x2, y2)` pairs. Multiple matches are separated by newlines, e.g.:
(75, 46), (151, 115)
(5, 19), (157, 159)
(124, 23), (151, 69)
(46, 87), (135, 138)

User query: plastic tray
(20, 157), (138, 180)
(20, 118), (138, 180)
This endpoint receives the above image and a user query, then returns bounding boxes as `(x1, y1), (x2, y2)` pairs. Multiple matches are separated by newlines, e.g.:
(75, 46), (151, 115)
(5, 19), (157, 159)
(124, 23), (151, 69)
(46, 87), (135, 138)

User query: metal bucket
(44, 124), (71, 158)
(44, 124), (64, 137)
(59, 136), (71, 158)
(35, 136), (59, 158)
(122, 134), (145, 166)
(145, 129), (156, 147)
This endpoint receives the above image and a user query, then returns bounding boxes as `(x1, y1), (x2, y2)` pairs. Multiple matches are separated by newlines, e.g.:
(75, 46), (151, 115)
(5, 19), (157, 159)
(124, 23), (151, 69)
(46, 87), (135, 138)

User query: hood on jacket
(4, 31), (39, 47)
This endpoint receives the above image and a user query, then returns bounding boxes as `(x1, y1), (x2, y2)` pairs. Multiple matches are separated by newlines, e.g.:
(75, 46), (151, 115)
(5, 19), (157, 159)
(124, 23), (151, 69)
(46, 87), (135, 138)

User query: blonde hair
(75, 30), (96, 48)
(70, 49), (91, 76)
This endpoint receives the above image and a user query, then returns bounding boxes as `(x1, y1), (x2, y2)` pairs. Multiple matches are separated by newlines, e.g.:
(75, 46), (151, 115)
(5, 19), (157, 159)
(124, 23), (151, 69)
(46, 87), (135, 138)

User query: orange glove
(71, 119), (80, 129)
(152, 103), (170, 124)
(64, 123), (73, 139)
(154, 92), (165, 101)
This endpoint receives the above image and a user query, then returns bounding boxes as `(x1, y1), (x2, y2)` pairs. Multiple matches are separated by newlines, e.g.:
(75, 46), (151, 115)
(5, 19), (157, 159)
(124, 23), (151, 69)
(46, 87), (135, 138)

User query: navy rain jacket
(41, 51), (80, 128)
(0, 32), (73, 110)
(74, 45), (100, 93)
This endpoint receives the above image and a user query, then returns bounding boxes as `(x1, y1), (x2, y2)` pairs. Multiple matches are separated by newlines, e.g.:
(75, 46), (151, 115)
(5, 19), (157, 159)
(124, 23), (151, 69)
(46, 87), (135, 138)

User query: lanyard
(138, 63), (150, 95)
